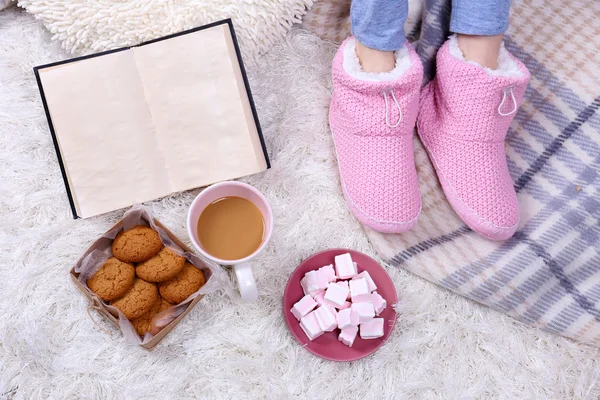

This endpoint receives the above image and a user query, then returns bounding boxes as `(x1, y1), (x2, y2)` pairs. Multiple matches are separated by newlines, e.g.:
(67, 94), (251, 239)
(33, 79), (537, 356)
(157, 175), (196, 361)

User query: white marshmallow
(291, 294), (318, 321)
(371, 291), (387, 315)
(338, 326), (358, 347)
(336, 308), (359, 330)
(349, 277), (371, 303)
(300, 311), (324, 341)
(353, 271), (377, 292)
(324, 282), (349, 308)
(351, 302), (375, 323)
(313, 290), (326, 306)
(319, 264), (336, 282)
(315, 305), (337, 332)
(334, 253), (357, 279)
(359, 318), (384, 339)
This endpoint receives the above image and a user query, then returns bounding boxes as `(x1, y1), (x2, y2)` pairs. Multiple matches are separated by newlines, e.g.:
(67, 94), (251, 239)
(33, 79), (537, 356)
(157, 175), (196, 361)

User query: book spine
(225, 19), (271, 169)
(33, 67), (79, 219)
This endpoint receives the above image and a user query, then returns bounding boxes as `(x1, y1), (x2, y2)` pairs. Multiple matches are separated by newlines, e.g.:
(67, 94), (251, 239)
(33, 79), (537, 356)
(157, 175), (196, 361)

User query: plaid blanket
(305, 0), (600, 346)
(0, 0), (15, 10)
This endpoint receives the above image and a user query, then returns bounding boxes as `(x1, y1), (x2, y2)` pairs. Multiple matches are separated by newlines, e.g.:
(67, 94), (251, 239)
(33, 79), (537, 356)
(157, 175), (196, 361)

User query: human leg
(417, 0), (531, 240)
(451, 0), (511, 68)
(328, 0), (423, 233)
(351, 0), (408, 72)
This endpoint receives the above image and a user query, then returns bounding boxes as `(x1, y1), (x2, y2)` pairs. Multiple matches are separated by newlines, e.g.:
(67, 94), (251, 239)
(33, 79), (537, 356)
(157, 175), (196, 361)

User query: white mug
(187, 181), (273, 302)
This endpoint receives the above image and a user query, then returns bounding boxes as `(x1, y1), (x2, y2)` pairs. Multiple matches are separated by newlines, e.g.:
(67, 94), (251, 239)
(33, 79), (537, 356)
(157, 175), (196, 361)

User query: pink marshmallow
(319, 264), (336, 282)
(315, 269), (329, 291)
(301, 271), (320, 296)
(349, 277), (371, 303)
(336, 281), (349, 289)
(338, 326), (358, 347)
(291, 294), (318, 321)
(371, 291), (387, 315)
(313, 290), (326, 306)
(335, 280), (351, 300)
(351, 302), (375, 323)
(334, 253), (357, 279)
(336, 308), (359, 330)
(300, 311), (324, 341)
(300, 277), (308, 295)
(324, 282), (349, 308)
(327, 304), (338, 316)
(337, 301), (352, 310)
(353, 271), (377, 292)
(315, 305), (337, 332)
(359, 318), (384, 339)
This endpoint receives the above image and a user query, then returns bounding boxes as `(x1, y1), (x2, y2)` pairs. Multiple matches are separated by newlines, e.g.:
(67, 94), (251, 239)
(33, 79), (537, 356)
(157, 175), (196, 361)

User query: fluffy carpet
(16, 0), (314, 64)
(1, 8), (600, 399)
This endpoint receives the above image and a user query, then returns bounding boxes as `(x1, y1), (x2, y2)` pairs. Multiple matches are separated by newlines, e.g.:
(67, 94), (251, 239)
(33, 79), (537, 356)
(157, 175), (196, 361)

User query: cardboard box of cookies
(70, 205), (223, 349)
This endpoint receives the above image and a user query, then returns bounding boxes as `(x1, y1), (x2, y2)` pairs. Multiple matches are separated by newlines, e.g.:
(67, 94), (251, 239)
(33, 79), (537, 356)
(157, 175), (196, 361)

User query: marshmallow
(300, 277), (307, 295)
(334, 253), (357, 279)
(351, 302), (375, 323)
(349, 278), (371, 303)
(301, 271), (320, 296)
(336, 280), (349, 289)
(371, 291), (387, 315)
(315, 269), (330, 291)
(315, 305), (337, 332)
(338, 326), (358, 347)
(336, 308), (359, 330)
(300, 311), (324, 341)
(313, 290), (326, 306)
(324, 282), (349, 308)
(353, 271), (377, 292)
(319, 264), (336, 282)
(294, 261), (384, 345)
(291, 294), (318, 321)
(359, 318), (384, 339)
(335, 280), (351, 300)
(327, 305), (339, 323)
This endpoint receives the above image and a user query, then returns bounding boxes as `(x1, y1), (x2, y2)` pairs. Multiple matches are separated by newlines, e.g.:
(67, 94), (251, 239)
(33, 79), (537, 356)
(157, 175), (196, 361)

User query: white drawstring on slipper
(383, 90), (403, 128)
(498, 86), (518, 116)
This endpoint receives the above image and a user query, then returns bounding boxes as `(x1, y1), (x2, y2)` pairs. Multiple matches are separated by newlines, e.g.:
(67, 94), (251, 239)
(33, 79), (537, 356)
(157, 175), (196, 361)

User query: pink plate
(283, 249), (398, 361)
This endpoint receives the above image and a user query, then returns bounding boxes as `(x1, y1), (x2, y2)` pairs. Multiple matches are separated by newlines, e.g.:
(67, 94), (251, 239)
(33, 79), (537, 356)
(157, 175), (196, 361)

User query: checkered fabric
(0, 0), (15, 10)
(302, 0), (600, 345)
(365, 0), (600, 346)
(300, 0), (352, 43)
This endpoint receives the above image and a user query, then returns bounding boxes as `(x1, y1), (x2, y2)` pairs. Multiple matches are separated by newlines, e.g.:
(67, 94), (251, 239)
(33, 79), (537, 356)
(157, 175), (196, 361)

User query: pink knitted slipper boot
(418, 35), (530, 240)
(329, 38), (423, 233)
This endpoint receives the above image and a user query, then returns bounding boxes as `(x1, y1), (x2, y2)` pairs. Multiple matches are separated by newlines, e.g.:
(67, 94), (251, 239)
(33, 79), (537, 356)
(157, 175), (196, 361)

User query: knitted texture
(417, 40), (530, 240)
(329, 38), (423, 233)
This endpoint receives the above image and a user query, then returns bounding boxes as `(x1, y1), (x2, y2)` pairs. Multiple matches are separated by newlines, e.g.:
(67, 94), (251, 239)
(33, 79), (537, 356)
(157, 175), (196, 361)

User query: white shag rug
(1, 8), (600, 400)
(16, 0), (314, 64)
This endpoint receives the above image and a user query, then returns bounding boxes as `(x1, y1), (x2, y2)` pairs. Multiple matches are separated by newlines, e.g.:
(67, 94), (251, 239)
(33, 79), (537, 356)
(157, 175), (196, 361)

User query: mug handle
(233, 262), (258, 302)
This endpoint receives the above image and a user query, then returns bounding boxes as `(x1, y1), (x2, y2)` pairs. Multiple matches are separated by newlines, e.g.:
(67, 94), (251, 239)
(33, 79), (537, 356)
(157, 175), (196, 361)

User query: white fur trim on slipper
(343, 37), (412, 82)
(448, 34), (523, 78)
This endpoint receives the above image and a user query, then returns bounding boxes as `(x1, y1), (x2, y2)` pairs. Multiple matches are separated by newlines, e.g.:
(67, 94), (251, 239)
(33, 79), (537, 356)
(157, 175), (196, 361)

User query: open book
(34, 20), (270, 219)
